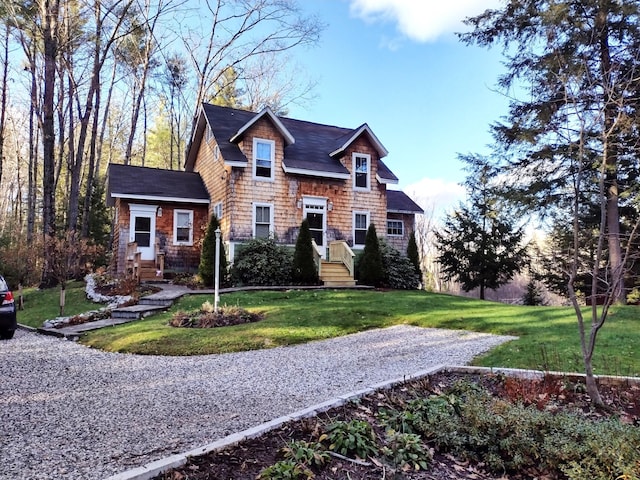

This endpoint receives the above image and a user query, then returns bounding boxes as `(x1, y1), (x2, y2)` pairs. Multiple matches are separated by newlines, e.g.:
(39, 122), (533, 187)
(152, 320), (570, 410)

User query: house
(107, 103), (423, 283)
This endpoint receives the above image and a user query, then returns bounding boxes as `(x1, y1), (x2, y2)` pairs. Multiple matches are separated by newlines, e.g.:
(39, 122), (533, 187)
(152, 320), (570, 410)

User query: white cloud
(349, 0), (503, 42)
(402, 177), (465, 220)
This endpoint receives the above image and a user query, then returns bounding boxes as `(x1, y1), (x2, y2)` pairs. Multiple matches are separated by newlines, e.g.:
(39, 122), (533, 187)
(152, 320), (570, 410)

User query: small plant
(321, 419), (378, 460)
(382, 431), (431, 471)
(201, 300), (214, 313)
(280, 440), (330, 468)
(257, 460), (314, 480)
(169, 304), (264, 328)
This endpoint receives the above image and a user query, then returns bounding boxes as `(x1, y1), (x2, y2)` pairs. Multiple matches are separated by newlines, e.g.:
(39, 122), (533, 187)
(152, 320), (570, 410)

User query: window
(254, 203), (273, 239)
(213, 202), (223, 220)
(253, 138), (275, 180)
(387, 220), (404, 236)
(174, 210), (194, 245)
(213, 144), (220, 161)
(353, 212), (369, 247)
(353, 153), (370, 191)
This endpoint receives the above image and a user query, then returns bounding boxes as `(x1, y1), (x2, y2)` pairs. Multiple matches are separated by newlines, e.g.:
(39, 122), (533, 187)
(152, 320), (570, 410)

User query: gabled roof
(106, 163), (210, 206)
(387, 190), (424, 214)
(329, 123), (389, 158)
(229, 107), (295, 145)
(185, 103), (400, 183)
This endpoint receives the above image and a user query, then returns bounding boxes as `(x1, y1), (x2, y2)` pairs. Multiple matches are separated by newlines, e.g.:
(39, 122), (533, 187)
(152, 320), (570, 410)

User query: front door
(129, 204), (157, 260)
(303, 198), (326, 257)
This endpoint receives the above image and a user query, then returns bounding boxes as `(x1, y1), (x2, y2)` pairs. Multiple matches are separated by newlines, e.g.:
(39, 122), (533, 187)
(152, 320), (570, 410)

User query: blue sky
(286, 0), (509, 215)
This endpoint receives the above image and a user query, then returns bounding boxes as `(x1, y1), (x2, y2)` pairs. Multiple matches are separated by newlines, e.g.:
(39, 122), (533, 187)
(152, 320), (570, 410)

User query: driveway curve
(1, 326), (515, 479)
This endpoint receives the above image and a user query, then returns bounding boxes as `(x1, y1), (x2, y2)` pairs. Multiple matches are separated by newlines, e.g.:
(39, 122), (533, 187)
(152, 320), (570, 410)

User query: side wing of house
(386, 189), (424, 253)
(106, 163), (210, 278)
(185, 103), (417, 260)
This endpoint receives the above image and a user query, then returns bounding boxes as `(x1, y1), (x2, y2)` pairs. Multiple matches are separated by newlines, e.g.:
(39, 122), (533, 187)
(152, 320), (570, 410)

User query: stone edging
(103, 364), (640, 480)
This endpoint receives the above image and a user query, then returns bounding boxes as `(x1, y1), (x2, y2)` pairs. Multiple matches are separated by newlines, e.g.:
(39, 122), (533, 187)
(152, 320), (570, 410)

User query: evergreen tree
(435, 158), (528, 300)
(406, 231), (421, 279)
(199, 215), (228, 287)
(292, 219), (319, 285)
(358, 223), (384, 287)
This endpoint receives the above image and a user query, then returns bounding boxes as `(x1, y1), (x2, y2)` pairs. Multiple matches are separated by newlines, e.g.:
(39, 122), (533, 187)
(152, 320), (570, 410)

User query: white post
(214, 227), (221, 313)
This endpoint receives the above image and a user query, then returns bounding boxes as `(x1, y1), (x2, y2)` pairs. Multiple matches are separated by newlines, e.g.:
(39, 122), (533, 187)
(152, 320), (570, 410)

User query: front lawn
(18, 281), (102, 328)
(80, 289), (640, 376)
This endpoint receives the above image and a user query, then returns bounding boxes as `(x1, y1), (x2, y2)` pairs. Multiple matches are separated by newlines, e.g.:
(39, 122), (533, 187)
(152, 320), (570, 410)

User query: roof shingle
(107, 163), (210, 206)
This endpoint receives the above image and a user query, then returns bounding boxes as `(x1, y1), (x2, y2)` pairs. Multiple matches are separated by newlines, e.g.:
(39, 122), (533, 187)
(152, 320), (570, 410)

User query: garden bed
(154, 368), (640, 480)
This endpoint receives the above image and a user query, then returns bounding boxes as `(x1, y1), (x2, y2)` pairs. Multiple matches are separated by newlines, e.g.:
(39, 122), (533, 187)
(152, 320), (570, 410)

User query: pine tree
(199, 215), (227, 287)
(435, 159), (528, 300)
(358, 223), (384, 287)
(406, 231), (421, 279)
(292, 219), (319, 285)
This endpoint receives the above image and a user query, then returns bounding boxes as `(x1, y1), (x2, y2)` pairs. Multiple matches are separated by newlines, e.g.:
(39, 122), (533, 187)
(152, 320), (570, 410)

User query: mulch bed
(155, 371), (640, 480)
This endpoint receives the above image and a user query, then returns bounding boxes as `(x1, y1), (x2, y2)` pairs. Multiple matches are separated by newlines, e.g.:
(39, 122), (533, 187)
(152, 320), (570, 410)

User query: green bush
(199, 215), (228, 287)
(380, 240), (420, 290)
(406, 230), (421, 278)
(292, 220), (319, 285)
(257, 460), (313, 480)
(382, 431), (431, 471)
(231, 238), (293, 286)
(321, 419), (378, 460)
(407, 381), (640, 478)
(357, 223), (384, 287)
(280, 440), (330, 468)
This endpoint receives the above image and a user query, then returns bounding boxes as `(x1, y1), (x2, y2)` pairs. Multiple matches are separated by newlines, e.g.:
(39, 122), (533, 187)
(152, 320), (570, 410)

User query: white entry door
(129, 204), (157, 260)
(303, 197), (326, 257)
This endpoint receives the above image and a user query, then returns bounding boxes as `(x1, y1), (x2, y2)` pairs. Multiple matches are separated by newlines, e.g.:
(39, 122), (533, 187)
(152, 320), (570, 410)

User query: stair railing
(329, 241), (355, 277)
(311, 239), (323, 275)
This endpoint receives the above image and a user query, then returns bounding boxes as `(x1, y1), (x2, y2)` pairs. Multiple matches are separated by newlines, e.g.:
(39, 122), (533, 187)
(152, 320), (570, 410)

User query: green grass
(18, 281), (102, 328)
(79, 289), (640, 376)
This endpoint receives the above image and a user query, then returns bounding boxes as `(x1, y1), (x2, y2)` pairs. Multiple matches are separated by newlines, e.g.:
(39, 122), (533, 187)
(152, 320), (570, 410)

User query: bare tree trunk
(40, 0), (59, 235)
(0, 24), (9, 188)
(27, 45), (37, 245)
(596, 2), (624, 304)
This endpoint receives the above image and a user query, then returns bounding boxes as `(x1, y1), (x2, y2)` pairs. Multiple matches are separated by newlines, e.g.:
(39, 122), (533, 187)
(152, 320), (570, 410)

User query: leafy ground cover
(81, 289), (640, 377)
(156, 370), (640, 480)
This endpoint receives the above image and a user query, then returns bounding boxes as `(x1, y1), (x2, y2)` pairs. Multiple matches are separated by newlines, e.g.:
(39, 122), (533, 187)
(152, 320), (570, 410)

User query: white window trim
(253, 137), (276, 181)
(353, 211), (370, 248)
(253, 202), (274, 239)
(173, 209), (194, 246)
(387, 219), (404, 237)
(352, 152), (371, 191)
(213, 201), (223, 220)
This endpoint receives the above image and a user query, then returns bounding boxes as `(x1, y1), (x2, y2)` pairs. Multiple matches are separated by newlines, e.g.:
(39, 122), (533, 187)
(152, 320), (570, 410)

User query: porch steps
(320, 261), (356, 287)
(138, 261), (163, 282)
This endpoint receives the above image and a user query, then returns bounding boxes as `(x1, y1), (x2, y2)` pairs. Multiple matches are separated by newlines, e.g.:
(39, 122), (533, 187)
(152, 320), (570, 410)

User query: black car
(0, 275), (17, 340)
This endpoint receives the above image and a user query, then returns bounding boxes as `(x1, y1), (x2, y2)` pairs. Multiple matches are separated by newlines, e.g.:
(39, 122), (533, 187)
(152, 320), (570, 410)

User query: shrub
(169, 303), (264, 328)
(382, 431), (431, 471)
(409, 381), (640, 478)
(357, 223), (384, 287)
(231, 238), (293, 286)
(280, 440), (330, 468)
(406, 231), (421, 278)
(258, 460), (313, 480)
(380, 240), (420, 290)
(321, 419), (378, 459)
(199, 215), (229, 287)
(292, 220), (319, 285)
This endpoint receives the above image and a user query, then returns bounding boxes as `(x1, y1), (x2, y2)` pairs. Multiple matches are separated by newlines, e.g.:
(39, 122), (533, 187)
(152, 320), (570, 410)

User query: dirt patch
(155, 371), (640, 480)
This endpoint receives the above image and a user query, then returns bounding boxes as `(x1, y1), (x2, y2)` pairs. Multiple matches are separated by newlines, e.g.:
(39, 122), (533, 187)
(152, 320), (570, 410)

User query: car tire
(0, 329), (15, 340)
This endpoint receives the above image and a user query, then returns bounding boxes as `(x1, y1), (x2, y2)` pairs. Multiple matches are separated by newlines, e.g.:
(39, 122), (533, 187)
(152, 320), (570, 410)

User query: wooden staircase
(138, 260), (162, 282)
(314, 240), (356, 287)
(319, 260), (356, 287)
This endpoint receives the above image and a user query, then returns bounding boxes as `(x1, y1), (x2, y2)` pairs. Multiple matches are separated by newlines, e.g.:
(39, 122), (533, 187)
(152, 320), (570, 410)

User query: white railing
(329, 240), (355, 277)
(311, 239), (323, 275)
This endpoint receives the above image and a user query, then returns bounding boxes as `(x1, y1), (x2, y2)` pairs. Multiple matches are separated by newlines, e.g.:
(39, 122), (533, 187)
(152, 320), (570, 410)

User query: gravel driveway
(1, 326), (515, 480)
